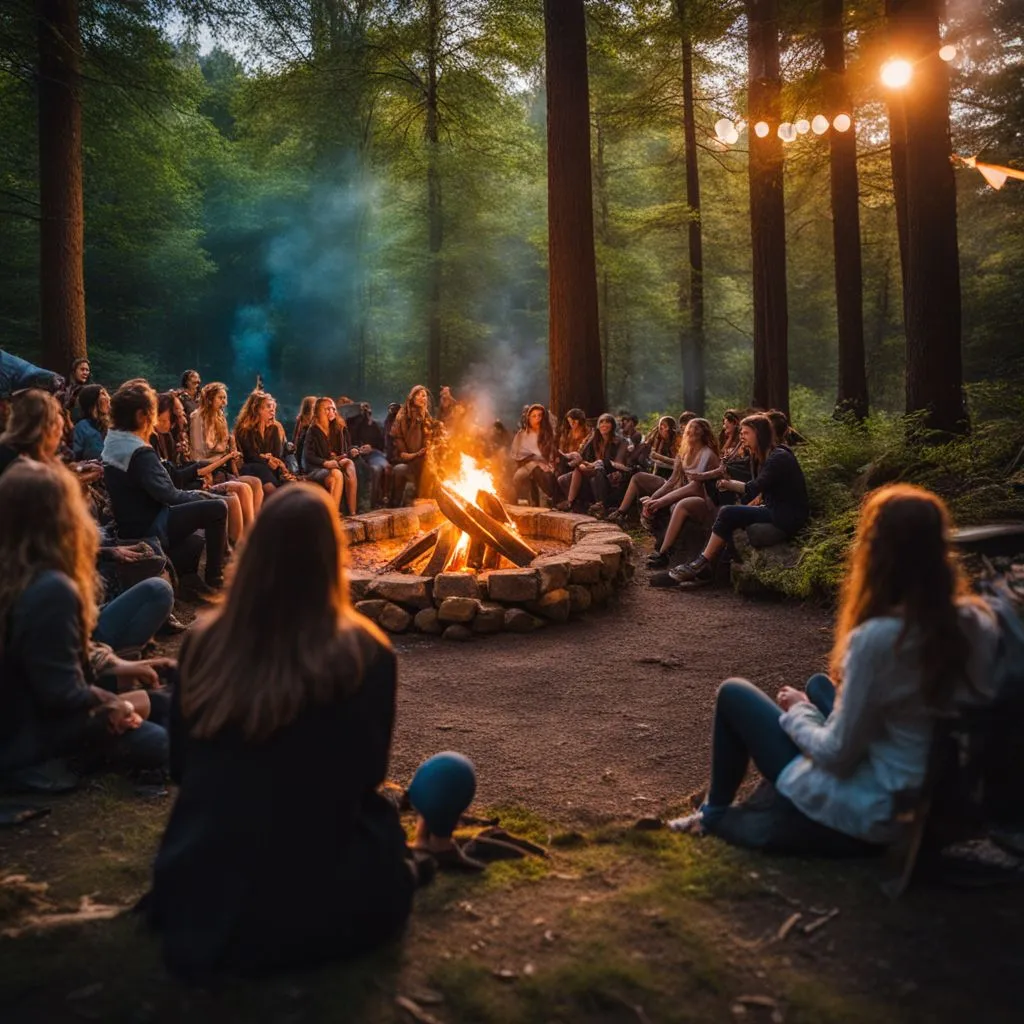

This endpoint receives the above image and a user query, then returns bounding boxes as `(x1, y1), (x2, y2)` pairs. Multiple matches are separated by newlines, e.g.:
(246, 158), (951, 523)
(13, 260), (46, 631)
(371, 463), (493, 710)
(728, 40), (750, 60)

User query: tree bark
(37, 0), (86, 371)
(821, 0), (868, 420)
(886, 0), (966, 432)
(594, 118), (611, 401)
(544, 0), (604, 418)
(747, 0), (788, 413)
(426, 0), (443, 398)
(679, 25), (706, 416)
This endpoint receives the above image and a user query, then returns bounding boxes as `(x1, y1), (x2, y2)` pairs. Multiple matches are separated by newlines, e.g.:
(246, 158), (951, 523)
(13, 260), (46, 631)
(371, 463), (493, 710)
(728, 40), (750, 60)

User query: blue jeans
(94, 578), (174, 651)
(704, 674), (834, 823)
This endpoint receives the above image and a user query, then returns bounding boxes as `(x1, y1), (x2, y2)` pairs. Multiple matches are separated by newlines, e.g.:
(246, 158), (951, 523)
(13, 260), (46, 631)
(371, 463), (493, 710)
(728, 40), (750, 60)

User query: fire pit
(343, 455), (634, 640)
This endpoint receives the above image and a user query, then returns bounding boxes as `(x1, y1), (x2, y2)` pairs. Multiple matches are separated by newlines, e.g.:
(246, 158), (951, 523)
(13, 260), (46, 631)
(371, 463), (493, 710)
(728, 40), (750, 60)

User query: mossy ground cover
(1, 782), (1020, 1023)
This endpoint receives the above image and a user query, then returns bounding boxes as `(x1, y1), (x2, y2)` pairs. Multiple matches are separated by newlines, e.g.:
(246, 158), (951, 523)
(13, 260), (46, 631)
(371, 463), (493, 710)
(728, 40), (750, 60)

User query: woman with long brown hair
(0, 461), (173, 777)
(667, 485), (999, 846)
(555, 413), (630, 514)
(234, 390), (290, 495)
(390, 384), (435, 506)
(144, 484), (477, 977)
(509, 403), (558, 503)
(666, 414), (809, 585)
(642, 418), (722, 567)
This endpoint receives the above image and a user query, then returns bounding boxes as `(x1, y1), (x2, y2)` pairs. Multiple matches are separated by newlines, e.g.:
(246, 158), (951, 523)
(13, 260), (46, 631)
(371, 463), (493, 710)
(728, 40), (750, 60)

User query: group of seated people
(0, 348), (1011, 981)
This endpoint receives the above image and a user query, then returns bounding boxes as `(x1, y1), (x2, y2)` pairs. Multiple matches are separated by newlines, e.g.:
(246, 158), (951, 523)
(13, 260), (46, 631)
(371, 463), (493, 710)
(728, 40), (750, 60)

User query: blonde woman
(644, 417), (722, 568)
(189, 382), (263, 514)
(0, 460), (173, 776)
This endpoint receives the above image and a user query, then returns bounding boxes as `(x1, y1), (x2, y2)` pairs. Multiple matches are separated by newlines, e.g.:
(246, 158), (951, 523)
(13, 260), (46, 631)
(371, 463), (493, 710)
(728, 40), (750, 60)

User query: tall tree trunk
(747, 0), (788, 413)
(678, 9), (705, 415)
(426, 0), (443, 397)
(822, 0), (868, 420)
(594, 118), (611, 402)
(37, 0), (86, 371)
(544, 0), (604, 418)
(886, 0), (966, 432)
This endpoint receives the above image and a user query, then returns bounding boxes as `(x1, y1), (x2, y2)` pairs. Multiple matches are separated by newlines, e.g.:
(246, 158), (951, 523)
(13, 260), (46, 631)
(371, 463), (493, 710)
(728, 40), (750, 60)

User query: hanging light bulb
(833, 113), (852, 132)
(754, 121), (770, 138)
(778, 122), (797, 142)
(735, 120), (746, 135)
(724, 127), (740, 145)
(714, 117), (735, 142)
(811, 114), (830, 135)
(881, 58), (913, 89)
(939, 44), (957, 62)
(795, 119), (810, 135)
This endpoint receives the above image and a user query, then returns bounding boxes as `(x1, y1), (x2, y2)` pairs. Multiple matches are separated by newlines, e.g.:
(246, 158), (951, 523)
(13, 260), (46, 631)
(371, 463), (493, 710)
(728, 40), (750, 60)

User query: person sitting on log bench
(509, 403), (558, 505)
(667, 484), (1000, 852)
(142, 485), (478, 979)
(348, 402), (392, 508)
(555, 412), (629, 516)
(302, 397), (355, 514)
(0, 461), (173, 782)
(390, 385), (435, 506)
(663, 413), (809, 586)
(606, 415), (680, 525)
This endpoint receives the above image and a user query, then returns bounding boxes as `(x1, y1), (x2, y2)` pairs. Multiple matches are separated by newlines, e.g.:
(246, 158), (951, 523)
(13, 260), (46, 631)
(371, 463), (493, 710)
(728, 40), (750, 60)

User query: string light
(795, 119), (810, 135)
(778, 122), (797, 142)
(833, 113), (852, 132)
(939, 44), (957, 62)
(811, 115), (830, 135)
(881, 58), (913, 88)
(754, 121), (770, 138)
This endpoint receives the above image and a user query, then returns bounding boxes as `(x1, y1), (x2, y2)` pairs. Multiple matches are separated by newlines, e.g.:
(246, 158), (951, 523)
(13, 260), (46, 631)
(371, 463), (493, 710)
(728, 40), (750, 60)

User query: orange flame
(440, 454), (500, 573)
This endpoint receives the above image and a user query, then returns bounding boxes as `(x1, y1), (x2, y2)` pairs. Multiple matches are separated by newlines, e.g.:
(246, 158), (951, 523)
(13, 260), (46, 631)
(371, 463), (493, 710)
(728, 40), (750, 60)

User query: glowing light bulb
(881, 58), (913, 89)
(795, 119), (810, 135)
(833, 113), (852, 132)
(735, 121), (746, 135)
(724, 128), (740, 145)
(778, 122), (797, 142)
(754, 121), (770, 138)
(714, 117), (735, 142)
(811, 114), (830, 135)
(939, 44), (957, 62)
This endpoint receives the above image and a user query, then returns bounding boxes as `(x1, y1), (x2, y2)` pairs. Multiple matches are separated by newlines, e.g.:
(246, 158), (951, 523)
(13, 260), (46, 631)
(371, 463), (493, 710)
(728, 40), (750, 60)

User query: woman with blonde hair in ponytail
(667, 485), (999, 848)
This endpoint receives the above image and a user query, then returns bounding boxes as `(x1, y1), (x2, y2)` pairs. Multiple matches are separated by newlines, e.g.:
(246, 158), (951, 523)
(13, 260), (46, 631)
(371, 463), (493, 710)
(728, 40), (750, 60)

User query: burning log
(424, 522), (459, 577)
(467, 536), (486, 570)
(380, 527), (441, 574)
(434, 483), (538, 568)
(476, 490), (512, 526)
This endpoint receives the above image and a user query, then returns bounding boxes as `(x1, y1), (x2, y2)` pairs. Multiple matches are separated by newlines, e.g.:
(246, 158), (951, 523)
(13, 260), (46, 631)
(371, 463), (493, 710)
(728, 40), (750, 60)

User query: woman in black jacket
(144, 484), (476, 978)
(102, 382), (228, 590)
(667, 414), (809, 585)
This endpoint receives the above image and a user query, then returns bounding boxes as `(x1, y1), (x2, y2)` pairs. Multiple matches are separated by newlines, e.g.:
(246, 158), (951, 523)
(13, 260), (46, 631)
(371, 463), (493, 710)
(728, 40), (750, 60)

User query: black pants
(165, 499), (227, 584)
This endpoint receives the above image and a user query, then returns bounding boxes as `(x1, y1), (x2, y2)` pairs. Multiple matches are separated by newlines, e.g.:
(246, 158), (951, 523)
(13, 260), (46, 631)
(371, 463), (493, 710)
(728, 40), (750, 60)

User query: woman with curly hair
(189, 382), (263, 515)
(390, 385), (435, 506)
(234, 390), (290, 496)
(667, 485), (999, 849)
(643, 418), (722, 567)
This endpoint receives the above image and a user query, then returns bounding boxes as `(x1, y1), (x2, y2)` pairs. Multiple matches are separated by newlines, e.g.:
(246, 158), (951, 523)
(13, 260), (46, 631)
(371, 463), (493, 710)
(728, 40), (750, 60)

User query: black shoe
(156, 613), (188, 637)
(646, 551), (669, 568)
(669, 556), (714, 584)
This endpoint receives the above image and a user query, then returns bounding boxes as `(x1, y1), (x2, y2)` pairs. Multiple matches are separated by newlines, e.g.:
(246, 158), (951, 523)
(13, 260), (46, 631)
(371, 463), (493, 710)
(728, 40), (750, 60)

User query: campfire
(382, 455), (539, 577)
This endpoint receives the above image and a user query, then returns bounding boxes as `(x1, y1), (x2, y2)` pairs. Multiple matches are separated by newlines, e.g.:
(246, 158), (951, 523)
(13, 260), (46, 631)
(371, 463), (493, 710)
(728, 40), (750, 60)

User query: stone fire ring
(344, 501), (635, 641)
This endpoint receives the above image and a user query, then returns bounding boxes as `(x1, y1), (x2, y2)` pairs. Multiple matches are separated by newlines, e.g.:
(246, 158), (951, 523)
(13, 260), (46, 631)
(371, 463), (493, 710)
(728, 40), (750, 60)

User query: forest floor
(1, 547), (1022, 1023)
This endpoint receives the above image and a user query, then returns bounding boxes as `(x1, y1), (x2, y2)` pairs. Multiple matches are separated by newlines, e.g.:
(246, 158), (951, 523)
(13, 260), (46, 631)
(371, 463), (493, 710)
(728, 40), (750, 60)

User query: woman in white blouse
(669, 484), (999, 847)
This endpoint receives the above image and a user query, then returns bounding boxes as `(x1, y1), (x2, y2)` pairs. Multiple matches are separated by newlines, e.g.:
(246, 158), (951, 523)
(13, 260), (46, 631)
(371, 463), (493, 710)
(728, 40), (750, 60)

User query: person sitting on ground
(189, 382), (263, 516)
(0, 461), (173, 779)
(618, 410), (642, 447)
(665, 413), (809, 585)
(71, 385), (110, 461)
(59, 357), (91, 417)
(234, 390), (290, 496)
(177, 370), (201, 419)
(666, 484), (999, 849)
(103, 381), (230, 592)
(143, 484), (478, 978)
(607, 416), (679, 524)
(390, 385), (435, 506)
(302, 397), (351, 513)
(152, 393), (252, 547)
(642, 418), (722, 568)
(556, 413), (630, 516)
(555, 408), (589, 482)
(348, 402), (392, 508)
(509, 403), (559, 504)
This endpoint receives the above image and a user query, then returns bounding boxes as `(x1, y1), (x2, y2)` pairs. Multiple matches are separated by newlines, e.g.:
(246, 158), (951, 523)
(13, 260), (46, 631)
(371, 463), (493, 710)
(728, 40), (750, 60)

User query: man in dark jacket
(103, 382), (228, 590)
(348, 403), (391, 508)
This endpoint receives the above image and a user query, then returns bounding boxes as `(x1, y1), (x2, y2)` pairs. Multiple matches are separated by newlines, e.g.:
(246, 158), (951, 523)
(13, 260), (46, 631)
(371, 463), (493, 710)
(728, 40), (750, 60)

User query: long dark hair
(181, 485), (387, 741)
(77, 385), (109, 431)
(590, 413), (620, 460)
(524, 403), (557, 463)
(740, 414), (775, 473)
(719, 409), (741, 450)
(830, 485), (983, 707)
(645, 415), (679, 457)
(559, 408), (588, 453)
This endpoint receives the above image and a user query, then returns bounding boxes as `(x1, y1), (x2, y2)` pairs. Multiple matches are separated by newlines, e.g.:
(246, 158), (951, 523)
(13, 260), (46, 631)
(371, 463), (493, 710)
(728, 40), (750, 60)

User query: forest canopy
(1, 0), (1021, 422)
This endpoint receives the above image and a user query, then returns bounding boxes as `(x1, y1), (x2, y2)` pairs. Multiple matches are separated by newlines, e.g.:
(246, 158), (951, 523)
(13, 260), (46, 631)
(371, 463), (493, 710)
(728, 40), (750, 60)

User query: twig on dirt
(395, 995), (443, 1024)
(775, 912), (803, 942)
(802, 908), (840, 935)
